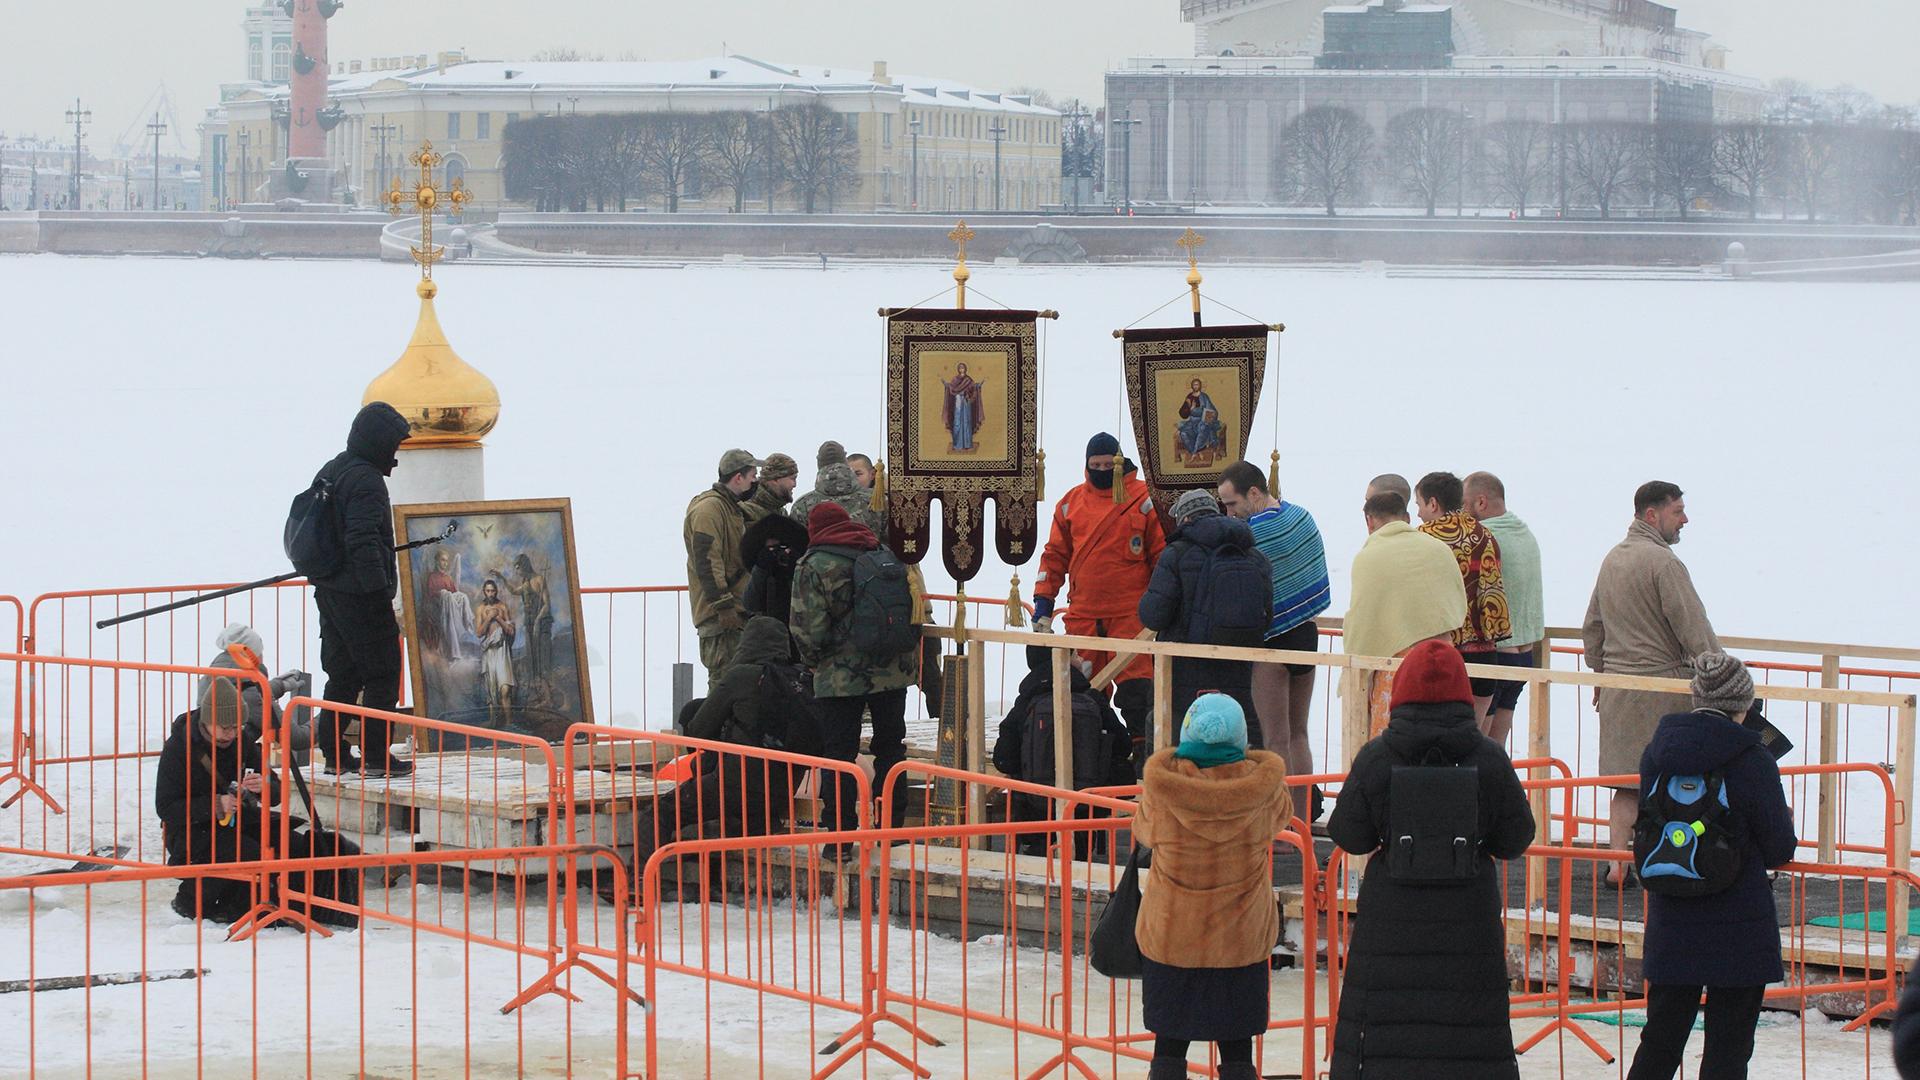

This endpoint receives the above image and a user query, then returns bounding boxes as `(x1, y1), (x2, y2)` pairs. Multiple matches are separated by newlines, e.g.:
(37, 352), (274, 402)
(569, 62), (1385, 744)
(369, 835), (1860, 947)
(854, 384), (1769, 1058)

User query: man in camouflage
(791, 440), (885, 534)
(746, 452), (799, 522)
(790, 503), (919, 831)
(685, 448), (761, 689)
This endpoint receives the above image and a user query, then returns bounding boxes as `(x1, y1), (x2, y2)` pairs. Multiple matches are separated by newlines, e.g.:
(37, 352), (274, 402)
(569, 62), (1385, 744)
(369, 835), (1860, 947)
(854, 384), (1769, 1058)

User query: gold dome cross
(386, 139), (470, 291)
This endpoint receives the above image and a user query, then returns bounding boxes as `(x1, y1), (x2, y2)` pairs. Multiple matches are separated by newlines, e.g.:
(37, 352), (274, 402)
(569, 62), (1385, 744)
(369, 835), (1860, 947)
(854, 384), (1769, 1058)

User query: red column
(288, 0), (329, 159)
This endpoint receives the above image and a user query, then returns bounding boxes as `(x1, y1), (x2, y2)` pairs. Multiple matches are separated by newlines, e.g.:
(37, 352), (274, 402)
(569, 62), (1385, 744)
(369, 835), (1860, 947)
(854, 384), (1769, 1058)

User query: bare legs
(1606, 788), (1638, 886)
(1254, 663), (1317, 816)
(1485, 705), (1516, 746)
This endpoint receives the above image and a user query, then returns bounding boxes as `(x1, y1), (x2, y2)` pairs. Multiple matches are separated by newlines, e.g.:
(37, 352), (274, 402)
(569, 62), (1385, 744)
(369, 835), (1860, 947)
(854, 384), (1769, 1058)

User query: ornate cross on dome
(949, 219), (975, 309)
(1177, 227), (1206, 326)
(386, 139), (470, 291)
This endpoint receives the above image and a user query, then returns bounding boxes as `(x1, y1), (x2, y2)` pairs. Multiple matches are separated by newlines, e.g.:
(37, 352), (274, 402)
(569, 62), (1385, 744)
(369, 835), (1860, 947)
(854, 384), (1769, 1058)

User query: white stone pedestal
(390, 444), (485, 507)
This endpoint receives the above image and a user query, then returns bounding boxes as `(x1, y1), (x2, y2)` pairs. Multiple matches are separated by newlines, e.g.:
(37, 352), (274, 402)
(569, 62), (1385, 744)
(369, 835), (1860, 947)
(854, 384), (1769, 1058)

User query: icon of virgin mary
(940, 362), (986, 453)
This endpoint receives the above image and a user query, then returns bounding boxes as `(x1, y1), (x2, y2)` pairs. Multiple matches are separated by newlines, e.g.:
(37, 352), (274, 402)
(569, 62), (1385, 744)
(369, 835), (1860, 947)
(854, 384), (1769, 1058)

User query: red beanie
(1391, 639), (1473, 708)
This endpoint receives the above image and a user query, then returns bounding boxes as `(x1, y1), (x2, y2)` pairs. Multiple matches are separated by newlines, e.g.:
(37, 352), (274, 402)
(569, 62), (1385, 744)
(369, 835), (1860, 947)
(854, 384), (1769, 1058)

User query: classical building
(214, 53), (1062, 212)
(1108, 0), (1768, 209)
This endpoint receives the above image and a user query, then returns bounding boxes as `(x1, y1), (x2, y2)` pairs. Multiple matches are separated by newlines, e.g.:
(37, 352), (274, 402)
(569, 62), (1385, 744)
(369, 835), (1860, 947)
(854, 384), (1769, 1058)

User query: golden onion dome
(362, 278), (500, 445)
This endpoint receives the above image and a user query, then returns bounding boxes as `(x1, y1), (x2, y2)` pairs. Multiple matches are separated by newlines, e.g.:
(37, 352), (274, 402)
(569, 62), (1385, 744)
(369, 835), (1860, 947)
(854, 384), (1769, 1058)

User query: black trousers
(315, 589), (403, 768)
(1627, 983), (1766, 1080)
(1153, 1036), (1253, 1064)
(817, 688), (909, 831)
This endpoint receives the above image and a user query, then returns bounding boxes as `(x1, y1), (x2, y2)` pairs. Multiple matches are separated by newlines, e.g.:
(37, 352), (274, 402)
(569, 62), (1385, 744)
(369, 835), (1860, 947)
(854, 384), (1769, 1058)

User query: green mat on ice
(1571, 1002), (1786, 1031)
(1807, 910), (1919, 934)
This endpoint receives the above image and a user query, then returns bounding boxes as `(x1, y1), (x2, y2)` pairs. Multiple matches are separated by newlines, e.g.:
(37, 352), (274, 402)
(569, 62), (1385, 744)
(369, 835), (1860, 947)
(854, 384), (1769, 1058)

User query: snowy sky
(2, 1), (1918, 155)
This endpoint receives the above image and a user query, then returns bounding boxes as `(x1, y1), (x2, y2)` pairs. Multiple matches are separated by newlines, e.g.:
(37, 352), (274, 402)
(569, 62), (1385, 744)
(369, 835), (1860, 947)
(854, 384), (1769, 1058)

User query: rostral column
(287, 0), (338, 158)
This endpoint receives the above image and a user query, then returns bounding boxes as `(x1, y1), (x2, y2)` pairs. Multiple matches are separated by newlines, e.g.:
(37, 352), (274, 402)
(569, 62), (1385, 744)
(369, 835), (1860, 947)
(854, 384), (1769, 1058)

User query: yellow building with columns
(219, 54), (1062, 213)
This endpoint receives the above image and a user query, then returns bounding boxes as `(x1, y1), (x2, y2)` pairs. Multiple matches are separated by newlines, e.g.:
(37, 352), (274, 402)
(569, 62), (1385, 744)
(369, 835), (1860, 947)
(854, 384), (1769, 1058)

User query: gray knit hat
(1690, 652), (1755, 716)
(816, 440), (848, 469)
(1170, 488), (1220, 523)
(761, 453), (799, 482)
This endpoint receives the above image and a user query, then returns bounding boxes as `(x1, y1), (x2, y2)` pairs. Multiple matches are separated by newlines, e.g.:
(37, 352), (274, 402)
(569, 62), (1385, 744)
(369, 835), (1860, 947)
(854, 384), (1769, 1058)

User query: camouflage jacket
(684, 483), (751, 635)
(789, 547), (918, 700)
(743, 483), (792, 524)
(790, 463), (885, 535)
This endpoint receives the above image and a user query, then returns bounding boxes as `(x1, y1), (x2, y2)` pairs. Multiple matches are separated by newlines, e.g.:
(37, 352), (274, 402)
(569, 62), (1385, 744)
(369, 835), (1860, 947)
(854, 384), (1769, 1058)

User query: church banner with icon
(883, 308), (1041, 582)
(1121, 324), (1270, 533)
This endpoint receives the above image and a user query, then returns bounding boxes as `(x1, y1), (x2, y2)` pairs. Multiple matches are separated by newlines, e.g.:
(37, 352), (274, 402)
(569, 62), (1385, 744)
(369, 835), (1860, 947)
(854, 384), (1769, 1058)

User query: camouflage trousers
(697, 627), (743, 691)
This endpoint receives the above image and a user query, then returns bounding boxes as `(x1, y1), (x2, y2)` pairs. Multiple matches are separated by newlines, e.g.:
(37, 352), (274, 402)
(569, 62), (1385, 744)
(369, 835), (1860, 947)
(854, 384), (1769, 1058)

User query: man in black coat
(1137, 489), (1273, 749)
(1627, 653), (1796, 1080)
(992, 644), (1133, 856)
(1327, 638), (1536, 1080)
(309, 402), (414, 776)
(739, 512), (810, 627)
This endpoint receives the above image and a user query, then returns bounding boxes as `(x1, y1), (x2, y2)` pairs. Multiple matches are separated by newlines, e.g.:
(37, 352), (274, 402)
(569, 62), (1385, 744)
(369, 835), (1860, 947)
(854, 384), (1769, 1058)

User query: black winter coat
(1639, 709), (1797, 987)
(154, 711), (285, 866)
(1894, 954), (1920, 1078)
(1138, 513), (1272, 645)
(992, 650), (1133, 791)
(739, 513), (810, 625)
(307, 403), (411, 597)
(686, 616), (794, 745)
(1327, 700), (1536, 1080)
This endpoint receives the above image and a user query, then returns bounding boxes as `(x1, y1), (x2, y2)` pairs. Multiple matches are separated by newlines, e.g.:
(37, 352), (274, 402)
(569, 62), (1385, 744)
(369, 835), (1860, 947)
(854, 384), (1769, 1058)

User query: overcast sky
(3, 1), (1916, 155)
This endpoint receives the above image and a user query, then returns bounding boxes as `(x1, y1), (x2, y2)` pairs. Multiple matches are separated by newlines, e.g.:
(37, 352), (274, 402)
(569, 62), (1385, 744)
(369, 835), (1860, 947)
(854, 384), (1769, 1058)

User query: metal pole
(148, 111), (169, 212)
(1115, 107), (1141, 216)
(909, 119), (920, 211)
(989, 123), (1005, 211)
(65, 99), (90, 208)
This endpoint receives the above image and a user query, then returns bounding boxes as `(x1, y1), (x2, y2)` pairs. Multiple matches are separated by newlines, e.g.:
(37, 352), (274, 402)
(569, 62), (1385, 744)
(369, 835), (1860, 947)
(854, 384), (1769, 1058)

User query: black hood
(730, 616), (793, 670)
(1173, 512), (1254, 552)
(1644, 708), (1764, 774)
(739, 512), (810, 568)
(348, 402), (412, 475)
(1383, 700), (1484, 761)
(1018, 645), (1093, 696)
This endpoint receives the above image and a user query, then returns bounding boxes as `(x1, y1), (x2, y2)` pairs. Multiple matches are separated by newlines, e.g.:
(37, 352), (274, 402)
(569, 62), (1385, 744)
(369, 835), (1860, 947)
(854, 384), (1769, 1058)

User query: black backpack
(284, 475), (344, 580)
(1188, 543), (1271, 647)
(1387, 745), (1483, 883)
(1018, 694), (1117, 791)
(817, 545), (918, 657)
(749, 662), (828, 759)
(1633, 771), (1745, 896)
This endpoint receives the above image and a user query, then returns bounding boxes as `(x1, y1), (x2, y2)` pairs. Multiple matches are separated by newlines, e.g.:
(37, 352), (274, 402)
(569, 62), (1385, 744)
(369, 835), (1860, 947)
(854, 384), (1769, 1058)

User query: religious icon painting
(1121, 324), (1270, 534)
(883, 309), (1042, 582)
(393, 498), (593, 747)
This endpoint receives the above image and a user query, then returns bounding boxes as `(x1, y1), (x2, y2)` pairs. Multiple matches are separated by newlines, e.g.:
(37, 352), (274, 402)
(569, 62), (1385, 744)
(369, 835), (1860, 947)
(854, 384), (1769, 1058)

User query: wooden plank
(1819, 654), (1841, 864)
(1895, 699), (1916, 948)
(1051, 646), (1075, 803)
(1526, 639), (1553, 905)
(1152, 653), (1174, 753)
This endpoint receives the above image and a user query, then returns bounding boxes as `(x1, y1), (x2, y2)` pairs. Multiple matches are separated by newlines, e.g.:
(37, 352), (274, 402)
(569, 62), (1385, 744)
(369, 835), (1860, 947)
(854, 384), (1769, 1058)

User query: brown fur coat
(1132, 748), (1292, 968)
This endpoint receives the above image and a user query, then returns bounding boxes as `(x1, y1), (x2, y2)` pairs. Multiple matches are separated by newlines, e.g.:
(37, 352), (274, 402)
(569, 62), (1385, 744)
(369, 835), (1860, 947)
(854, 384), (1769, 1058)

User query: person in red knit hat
(1326, 639), (1536, 1080)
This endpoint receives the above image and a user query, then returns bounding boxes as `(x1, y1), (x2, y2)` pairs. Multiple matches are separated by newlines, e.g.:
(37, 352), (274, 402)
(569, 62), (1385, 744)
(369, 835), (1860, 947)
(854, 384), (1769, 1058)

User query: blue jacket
(1639, 709), (1797, 986)
(1137, 513), (1272, 646)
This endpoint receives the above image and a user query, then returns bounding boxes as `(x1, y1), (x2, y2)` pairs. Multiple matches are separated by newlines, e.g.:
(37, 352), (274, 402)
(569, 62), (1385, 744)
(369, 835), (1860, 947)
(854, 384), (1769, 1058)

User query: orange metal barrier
(0, 843), (635, 1077)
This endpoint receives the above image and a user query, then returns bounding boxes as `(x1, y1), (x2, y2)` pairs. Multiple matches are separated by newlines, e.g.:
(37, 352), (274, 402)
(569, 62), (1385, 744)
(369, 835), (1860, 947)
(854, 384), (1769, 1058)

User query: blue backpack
(1188, 543), (1271, 647)
(1633, 771), (1745, 896)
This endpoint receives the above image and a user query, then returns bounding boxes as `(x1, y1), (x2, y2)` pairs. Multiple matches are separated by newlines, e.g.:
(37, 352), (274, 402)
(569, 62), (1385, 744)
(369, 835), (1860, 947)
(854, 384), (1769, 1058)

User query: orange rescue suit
(1035, 471), (1167, 684)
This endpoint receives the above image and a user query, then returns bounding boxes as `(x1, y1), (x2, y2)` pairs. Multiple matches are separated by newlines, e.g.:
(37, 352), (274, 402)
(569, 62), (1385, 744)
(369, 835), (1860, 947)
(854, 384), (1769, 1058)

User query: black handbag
(1090, 843), (1151, 979)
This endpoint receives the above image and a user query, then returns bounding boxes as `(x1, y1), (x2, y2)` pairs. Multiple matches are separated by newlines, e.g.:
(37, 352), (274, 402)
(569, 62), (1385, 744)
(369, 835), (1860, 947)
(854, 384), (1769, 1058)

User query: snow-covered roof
(242, 55), (1059, 116)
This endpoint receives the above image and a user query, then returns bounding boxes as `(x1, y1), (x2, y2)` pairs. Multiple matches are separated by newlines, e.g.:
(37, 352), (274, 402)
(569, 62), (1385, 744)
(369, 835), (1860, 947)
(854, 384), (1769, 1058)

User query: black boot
(1148, 1057), (1189, 1080)
(1215, 1062), (1259, 1080)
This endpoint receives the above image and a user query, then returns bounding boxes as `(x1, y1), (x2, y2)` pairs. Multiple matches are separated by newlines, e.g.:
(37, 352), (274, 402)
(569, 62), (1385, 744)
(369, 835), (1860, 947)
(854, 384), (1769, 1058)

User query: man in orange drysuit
(1032, 432), (1168, 768)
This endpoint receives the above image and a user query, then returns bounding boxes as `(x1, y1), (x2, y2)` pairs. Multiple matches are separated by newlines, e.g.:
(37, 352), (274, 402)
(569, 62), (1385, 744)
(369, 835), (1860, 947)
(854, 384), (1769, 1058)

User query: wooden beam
(1089, 628), (1156, 692)
(1526, 639), (1553, 906)
(1818, 653), (1841, 864)
(1051, 647), (1075, 811)
(1152, 652), (1174, 752)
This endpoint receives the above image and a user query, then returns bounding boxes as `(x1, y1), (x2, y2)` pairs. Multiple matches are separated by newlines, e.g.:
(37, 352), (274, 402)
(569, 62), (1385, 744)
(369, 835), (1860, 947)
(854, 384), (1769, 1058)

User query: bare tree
(1384, 108), (1467, 216)
(774, 100), (860, 214)
(1777, 123), (1841, 221)
(1567, 122), (1647, 218)
(1712, 124), (1781, 220)
(707, 111), (765, 213)
(1837, 124), (1920, 224)
(501, 117), (568, 211)
(1482, 119), (1552, 217)
(597, 115), (652, 212)
(642, 113), (714, 212)
(1649, 121), (1716, 219)
(1280, 106), (1374, 216)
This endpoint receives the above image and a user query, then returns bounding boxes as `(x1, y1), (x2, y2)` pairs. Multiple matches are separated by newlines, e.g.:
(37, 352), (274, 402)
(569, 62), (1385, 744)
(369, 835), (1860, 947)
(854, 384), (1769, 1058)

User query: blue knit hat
(1086, 432), (1121, 459)
(1180, 693), (1248, 752)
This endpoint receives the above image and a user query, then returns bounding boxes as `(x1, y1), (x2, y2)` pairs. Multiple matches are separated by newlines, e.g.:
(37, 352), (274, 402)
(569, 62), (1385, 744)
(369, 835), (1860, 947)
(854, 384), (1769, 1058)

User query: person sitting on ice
(156, 679), (327, 925)
(991, 642), (1133, 857)
(198, 622), (314, 765)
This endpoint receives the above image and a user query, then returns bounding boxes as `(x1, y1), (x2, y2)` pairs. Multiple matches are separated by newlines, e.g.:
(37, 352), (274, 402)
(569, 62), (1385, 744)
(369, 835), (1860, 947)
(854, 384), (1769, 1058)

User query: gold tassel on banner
(953, 585), (969, 645)
(1111, 451), (1126, 505)
(1269, 450), (1282, 498)
(1005, 573), (1026, 628)
(869, 459), (887, 514)
(1035, 449), (1046, 503)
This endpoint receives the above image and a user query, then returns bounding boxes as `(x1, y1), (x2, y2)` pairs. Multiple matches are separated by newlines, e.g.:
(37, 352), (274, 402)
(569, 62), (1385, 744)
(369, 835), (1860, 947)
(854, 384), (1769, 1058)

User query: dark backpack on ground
(1188, 544), (1271, 647)
(749, 662), (828, 758)
(818, 545), (918, 657)
(1633, 770), (1745, 896)
(284, 474), (345, 580)
(1019, 694), (1118, 791)
(1387, 745), (1482, 883)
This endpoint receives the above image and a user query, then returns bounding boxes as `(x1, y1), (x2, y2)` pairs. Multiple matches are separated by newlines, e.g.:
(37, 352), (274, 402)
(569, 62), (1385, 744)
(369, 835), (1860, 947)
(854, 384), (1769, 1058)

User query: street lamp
(988, 122), (1006, 211)
(1114, 106), (1142, 216)
(64, 98), (91, 209)
(1457, 109), (1474, 217)
(909, 115), (921, 211)
(147, 111), (169, 212)
(371, 120), (396, 204)
(236, 128), (251, 207)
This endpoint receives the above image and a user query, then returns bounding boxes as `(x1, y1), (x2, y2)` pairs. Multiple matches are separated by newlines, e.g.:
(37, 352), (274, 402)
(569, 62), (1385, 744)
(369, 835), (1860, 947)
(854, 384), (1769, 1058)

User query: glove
(1031, 596), (1054, 622)
(1032, 615), (1054, 635)
(271, 670), (309, 697)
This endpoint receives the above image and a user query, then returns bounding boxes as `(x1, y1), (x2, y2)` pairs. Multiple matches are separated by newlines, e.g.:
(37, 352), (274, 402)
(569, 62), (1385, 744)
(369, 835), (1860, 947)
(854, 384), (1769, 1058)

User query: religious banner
(1121, 324), (1270, 533)
(882, 308), (1041, 582)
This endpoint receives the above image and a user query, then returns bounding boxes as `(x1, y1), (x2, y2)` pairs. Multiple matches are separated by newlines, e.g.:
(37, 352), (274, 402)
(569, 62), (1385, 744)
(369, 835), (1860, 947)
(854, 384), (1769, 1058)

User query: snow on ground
(0, 253), (1913, 1075)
